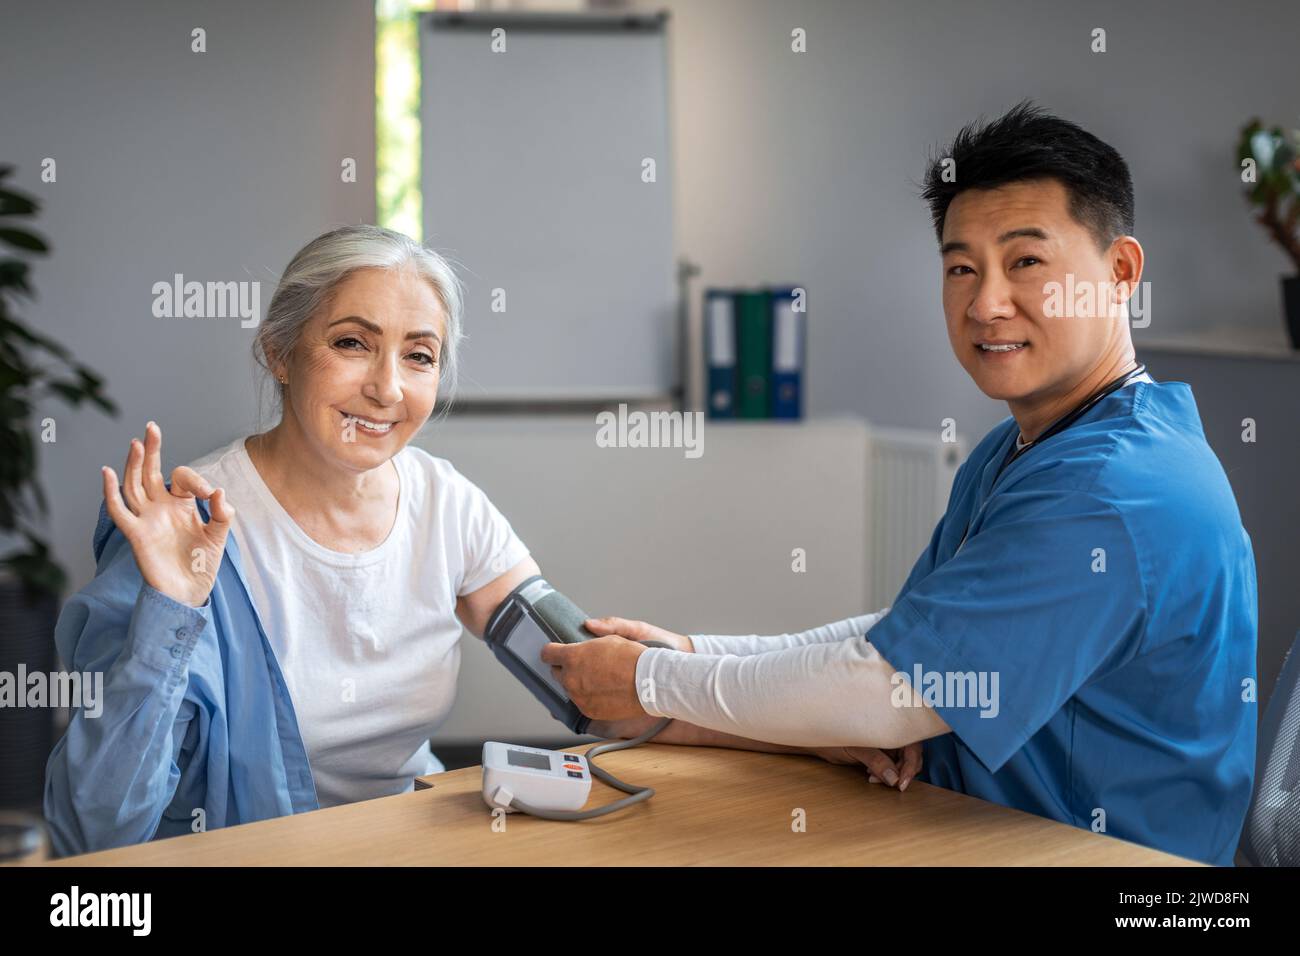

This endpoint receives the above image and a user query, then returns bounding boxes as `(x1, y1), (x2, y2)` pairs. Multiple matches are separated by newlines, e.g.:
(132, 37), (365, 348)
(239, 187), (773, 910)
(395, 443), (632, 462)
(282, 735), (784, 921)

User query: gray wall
(1, 0), (375, 588)
(1141, 349), (1300, 710)
(4, 0), (1295, 700)
(636, 0), (1300, 698)
(639, 0), (1299, 426)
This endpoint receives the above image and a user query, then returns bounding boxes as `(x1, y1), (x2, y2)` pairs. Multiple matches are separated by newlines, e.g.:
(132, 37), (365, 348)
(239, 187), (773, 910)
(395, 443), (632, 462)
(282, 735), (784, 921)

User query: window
(375, 0), (443, 239)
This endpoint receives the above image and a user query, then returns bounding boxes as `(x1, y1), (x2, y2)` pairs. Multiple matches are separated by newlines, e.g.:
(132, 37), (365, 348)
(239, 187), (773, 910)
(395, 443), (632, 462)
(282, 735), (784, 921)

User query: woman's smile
(339, 409), (398, 435)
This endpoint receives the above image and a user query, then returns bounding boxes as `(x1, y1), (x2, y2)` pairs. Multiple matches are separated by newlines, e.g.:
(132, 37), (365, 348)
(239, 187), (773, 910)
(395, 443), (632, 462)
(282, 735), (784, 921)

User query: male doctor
(542, 103), (1258, 866)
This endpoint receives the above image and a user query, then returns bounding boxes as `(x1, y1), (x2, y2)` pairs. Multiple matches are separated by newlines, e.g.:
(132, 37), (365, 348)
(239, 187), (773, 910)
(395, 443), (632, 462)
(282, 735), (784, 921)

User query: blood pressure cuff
(483, 576), (595, 735)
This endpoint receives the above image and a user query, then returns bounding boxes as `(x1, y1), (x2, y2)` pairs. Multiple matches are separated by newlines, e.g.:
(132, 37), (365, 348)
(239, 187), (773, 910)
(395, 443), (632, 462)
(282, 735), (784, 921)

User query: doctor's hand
(540, 636), (648, 721)
(581, 616), (695, 653)
(102, 421), (235, 609)
(809, 743), (924, 791)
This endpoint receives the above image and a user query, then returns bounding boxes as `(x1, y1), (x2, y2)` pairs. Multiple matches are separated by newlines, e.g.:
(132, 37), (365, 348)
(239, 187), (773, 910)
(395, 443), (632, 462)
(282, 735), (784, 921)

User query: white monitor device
(482, 741), (591, 813)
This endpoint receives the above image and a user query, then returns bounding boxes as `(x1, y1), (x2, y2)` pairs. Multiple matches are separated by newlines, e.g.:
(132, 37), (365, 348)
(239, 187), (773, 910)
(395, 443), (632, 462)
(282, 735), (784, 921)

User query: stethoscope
(954, 362), (1148, 555)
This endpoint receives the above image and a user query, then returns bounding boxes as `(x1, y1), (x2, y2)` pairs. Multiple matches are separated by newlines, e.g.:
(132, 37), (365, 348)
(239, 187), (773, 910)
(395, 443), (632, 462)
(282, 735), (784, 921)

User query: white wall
(1, 0), (375, 589)
(419, 417), (871, 742)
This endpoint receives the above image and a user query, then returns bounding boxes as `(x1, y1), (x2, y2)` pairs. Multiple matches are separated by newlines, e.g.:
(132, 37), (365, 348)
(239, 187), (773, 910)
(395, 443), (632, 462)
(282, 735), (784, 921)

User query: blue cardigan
(43, 493), (319, 858)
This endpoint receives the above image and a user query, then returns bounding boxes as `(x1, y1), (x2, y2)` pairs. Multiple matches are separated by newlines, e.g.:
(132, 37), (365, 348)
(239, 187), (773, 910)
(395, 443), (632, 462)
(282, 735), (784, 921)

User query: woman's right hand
(582, 616), (695, 653)
(101, 421), (235, 608)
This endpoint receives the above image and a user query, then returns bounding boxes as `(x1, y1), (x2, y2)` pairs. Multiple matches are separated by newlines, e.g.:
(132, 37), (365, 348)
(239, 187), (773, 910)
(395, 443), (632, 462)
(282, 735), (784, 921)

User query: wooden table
(47, 743), (1200, 865)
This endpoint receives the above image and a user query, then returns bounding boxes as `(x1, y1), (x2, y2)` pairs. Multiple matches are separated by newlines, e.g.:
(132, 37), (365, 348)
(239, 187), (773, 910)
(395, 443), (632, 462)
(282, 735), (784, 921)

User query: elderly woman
(42, 225), (546, 856)
(44, 225), (911, 857)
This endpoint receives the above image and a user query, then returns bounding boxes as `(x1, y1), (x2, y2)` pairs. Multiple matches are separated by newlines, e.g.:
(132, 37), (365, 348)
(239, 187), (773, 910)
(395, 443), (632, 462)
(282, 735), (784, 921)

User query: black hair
(921, 101), (1134, 251)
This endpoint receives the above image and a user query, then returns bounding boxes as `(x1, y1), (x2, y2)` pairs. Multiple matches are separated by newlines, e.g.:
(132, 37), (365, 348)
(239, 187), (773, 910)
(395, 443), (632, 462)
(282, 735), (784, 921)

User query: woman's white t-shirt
(187, 437), (530, 808)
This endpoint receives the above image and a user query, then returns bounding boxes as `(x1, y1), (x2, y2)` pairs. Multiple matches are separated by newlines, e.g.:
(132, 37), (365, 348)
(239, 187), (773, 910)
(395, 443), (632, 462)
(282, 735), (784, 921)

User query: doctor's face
(278, 266), (445, 473)
(939, 179), (1131, 404)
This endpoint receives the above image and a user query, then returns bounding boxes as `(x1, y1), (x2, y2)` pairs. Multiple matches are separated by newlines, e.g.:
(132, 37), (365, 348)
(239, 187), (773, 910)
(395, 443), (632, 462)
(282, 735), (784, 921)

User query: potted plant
(1237, 119), (1300, 348)
(0, 164), (116, 810)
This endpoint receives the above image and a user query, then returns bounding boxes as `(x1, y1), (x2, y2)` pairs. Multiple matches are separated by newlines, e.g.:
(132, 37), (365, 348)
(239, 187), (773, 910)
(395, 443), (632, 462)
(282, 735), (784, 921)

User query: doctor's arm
(575, 618), (929, 782)
(582, 609), (891, 655)
(455, 569), (841, 751)
(633, 637), (952, 750)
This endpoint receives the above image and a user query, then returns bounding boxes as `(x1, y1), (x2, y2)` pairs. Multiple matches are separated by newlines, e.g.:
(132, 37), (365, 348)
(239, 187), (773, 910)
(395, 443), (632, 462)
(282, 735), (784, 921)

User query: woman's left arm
(454, 555), (542, 639)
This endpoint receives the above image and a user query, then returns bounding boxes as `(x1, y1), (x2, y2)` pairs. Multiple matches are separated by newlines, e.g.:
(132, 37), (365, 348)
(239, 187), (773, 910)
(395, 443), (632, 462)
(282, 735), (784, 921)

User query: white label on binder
(773, 298), (800, 371)
(707, 297), (735, 365)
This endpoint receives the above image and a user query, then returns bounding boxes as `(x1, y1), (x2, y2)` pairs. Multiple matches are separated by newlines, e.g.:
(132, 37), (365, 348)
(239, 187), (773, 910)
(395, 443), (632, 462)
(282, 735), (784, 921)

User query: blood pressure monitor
(480, 575), (676, 821)
(483, 575), (597, 734)
(481, 742), (591, 814)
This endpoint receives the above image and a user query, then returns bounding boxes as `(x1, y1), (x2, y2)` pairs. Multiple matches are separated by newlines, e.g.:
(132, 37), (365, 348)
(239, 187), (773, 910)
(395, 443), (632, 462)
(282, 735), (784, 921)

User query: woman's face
(277, 265), (446, 473)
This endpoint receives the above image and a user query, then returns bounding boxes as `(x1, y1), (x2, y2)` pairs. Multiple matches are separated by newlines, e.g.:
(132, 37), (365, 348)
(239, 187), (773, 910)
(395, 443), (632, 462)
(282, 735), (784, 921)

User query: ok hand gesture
(101, 422), (235, 608)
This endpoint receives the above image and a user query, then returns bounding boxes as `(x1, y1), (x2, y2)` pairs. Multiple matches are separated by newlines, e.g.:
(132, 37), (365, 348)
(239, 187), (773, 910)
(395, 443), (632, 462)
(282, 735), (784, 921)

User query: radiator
(866, 426), (964, 610)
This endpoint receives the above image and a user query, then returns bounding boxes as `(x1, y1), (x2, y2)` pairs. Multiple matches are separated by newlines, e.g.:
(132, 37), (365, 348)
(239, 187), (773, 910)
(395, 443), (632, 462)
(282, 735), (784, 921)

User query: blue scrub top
(866, 378), (1257, 866)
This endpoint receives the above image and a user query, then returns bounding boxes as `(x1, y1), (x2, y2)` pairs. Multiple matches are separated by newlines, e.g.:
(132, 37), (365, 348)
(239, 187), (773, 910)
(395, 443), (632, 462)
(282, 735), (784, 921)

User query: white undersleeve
(688, 610), (889, 656)
(635, 626), (950, 750)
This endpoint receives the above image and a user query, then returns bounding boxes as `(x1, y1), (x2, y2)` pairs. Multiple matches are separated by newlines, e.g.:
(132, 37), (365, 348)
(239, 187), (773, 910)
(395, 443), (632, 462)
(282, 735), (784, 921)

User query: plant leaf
(0, 190), (38, 216)
(0, 258), (33, 296)
(47, 380), (88, 405)
(0, 315), (70, 359)
(0, 228), (48, 253)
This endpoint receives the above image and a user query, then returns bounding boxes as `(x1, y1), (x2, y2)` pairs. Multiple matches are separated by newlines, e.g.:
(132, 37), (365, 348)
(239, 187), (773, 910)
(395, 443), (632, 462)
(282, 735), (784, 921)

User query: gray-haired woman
(43, 225), (543, 855)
